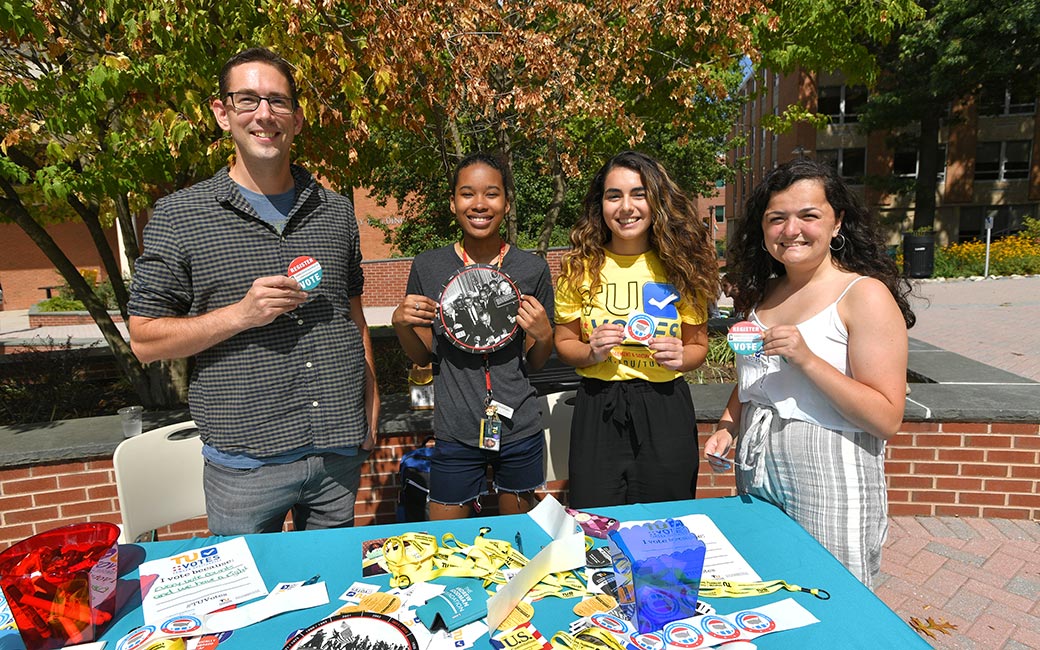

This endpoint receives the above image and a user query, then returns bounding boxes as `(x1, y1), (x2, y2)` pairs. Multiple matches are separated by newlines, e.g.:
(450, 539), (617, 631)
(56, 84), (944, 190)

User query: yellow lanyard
(380, 528), (583, 598)
(699, 578), (830, 600)
(551, 627), (627, 650)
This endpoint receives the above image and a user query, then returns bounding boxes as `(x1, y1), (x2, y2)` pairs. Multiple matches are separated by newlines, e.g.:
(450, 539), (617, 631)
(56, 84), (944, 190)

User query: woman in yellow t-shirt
(555, 151), (720, 508)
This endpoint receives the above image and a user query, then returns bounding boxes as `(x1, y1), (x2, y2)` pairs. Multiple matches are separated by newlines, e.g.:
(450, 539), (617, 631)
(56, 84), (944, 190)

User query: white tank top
(736, 276), (867, 431)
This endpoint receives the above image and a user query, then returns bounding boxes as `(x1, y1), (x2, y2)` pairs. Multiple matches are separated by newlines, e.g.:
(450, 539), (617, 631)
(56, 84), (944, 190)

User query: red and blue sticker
(625, 313), (656, 345)
(287, 256), (323, 291)
(727, 320), (763, 356)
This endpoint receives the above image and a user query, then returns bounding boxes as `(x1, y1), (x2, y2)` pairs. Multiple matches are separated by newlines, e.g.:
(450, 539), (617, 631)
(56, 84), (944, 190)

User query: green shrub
(685, 333), (736, 384)
(0, 339), (137, 425)
(35, 278), (122, 311)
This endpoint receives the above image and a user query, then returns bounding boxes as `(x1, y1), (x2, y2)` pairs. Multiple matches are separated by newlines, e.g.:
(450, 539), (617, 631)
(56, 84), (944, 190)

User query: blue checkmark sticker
(642, 282), (680, 319)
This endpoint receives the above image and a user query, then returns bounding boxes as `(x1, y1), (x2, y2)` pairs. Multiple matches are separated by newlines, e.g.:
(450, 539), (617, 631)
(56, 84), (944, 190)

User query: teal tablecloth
(96, 495), (929, 648)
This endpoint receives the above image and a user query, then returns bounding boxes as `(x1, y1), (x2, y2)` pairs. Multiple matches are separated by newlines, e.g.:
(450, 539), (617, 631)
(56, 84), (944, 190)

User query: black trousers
(567, 377), (699, 509)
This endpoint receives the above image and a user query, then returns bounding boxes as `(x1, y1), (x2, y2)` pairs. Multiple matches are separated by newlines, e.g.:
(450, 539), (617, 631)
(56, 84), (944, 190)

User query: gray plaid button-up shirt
(129, 165), (368, 457)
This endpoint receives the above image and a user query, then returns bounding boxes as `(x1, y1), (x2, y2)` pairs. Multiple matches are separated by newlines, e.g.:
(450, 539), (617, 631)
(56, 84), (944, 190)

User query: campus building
(729, 68), (1040, 246)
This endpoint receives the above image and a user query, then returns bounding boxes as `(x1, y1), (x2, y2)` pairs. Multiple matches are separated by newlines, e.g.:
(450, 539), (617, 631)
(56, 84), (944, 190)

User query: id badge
(480, 417), (502, 451)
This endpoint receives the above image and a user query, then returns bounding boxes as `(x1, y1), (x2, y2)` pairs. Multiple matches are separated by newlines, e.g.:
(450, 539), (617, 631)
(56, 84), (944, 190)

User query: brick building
(730, 68), (1040, 245)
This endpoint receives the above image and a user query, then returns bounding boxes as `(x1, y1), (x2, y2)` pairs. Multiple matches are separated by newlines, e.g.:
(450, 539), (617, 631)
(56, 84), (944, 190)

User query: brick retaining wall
(1, 421), (1036, 549)
(359, 249), (569, 308)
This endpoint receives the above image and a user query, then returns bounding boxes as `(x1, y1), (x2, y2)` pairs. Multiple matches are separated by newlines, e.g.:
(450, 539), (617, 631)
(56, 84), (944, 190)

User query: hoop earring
(760, 240), (768, 252)
(830, 234), (846, 251)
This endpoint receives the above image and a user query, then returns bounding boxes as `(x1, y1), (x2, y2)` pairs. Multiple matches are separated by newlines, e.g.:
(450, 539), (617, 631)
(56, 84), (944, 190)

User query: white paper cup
(117, 405), (144, 438)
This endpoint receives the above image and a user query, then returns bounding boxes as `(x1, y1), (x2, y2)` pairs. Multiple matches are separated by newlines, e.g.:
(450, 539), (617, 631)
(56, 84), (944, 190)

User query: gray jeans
(203, 451), (368, 535)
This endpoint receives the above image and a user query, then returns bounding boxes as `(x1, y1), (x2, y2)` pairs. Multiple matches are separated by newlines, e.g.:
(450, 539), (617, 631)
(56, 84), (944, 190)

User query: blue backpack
(397, 439), (435, 522)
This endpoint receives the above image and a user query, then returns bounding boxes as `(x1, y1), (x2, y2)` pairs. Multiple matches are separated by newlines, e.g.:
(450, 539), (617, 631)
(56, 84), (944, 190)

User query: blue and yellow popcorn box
(607, 518), (706, 634)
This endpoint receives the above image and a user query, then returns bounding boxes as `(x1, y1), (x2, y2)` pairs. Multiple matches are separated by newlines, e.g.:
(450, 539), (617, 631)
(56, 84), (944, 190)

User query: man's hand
(234, 275), (308, 328)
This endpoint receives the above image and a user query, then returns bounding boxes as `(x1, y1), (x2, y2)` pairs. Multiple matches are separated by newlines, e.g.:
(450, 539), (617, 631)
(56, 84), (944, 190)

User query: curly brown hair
(559, 151), (720, 312)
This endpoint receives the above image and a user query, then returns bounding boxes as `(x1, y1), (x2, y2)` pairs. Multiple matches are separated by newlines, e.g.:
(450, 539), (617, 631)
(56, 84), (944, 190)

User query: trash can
(902, 233), (934, 278)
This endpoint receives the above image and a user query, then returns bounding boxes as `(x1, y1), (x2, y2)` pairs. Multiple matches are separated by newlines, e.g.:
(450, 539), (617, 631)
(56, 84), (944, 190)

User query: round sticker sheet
(438, 264), (521, 354)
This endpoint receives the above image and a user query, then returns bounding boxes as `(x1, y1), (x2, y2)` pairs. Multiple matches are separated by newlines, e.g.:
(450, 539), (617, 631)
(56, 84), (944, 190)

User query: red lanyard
(483, 353), (494, 409)
(459, 240), (505, 407)
(460, 241), (506, 268)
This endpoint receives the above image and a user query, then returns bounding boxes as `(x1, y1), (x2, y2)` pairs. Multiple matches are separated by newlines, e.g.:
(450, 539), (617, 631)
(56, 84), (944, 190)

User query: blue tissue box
(607, 518), (706, 634)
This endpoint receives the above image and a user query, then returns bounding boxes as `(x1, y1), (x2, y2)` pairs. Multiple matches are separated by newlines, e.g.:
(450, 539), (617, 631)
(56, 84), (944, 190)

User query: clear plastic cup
(0, 522), (120, 649)
(117, 405), (144, 438)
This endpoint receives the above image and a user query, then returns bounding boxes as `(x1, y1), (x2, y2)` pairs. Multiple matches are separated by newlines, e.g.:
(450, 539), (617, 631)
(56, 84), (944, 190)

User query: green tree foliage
(346, 0), (753, 256)
(859, 0), (1040, 230)
(0, 0), (371, 408)
(0, 0), (926, 409)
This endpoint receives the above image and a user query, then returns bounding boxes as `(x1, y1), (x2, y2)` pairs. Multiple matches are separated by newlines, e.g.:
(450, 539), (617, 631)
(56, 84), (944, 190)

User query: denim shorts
(429, 433), (545, 506)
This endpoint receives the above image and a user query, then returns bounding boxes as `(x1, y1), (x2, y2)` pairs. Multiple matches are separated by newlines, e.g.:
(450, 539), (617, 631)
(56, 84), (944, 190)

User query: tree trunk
(913, 110), (941, 231)
(0, 183), (188, 408)
(495, 121), (517, 245)
(536, 138), (567, 256)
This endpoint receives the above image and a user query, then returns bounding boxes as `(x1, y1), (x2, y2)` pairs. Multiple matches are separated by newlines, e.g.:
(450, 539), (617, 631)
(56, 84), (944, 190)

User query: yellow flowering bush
(895, 220), (1040, 277)
(933, 232), (1040, 277)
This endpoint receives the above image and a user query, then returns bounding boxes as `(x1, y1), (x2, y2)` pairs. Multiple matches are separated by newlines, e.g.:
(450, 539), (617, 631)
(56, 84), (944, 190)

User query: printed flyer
(138, 537), (267, 625)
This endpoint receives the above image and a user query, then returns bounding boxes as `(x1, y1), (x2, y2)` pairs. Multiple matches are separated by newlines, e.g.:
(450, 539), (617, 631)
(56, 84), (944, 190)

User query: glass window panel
(843, 148), (866, 182)
(844, 86), (868, 123)
(817, 86), (841, 121)
(1003, 141), (1031, 179)
(893, 150), (918, 177)
(975, 142), (1001, 180)
(978, 86), (1007, 116)
(1007, 78), (1036, 115)
(817, 149), (839, 174)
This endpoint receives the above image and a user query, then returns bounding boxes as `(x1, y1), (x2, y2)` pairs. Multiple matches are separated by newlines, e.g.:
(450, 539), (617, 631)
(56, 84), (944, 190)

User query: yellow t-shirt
(555, 249), (707, 382)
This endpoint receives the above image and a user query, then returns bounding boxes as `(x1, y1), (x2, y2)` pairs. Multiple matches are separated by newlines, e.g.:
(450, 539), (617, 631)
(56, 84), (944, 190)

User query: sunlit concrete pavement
(908, 276), (1040, 382)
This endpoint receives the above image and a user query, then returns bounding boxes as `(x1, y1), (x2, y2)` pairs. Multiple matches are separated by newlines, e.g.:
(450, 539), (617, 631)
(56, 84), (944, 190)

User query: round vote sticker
(727, 320), (764, 355)
(625, 313), (656, 345)
(287, 255), (323, 291)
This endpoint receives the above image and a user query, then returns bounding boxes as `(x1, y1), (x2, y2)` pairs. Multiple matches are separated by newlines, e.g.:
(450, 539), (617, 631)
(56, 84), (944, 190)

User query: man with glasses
(128, 47), (379, 535)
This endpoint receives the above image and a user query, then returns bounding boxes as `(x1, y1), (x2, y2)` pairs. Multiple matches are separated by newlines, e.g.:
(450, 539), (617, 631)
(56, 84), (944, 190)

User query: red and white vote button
(625, 313), (656, 345)
(727, 320), (763, 356)
(287, 256), (323, 291)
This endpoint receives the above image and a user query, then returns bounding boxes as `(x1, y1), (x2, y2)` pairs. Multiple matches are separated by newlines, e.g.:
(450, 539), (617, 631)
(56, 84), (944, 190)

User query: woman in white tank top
(704, 159), (916, 589)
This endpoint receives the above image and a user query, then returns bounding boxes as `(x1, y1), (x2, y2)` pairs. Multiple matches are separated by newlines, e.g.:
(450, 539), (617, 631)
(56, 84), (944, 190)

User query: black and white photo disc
(438, 264), (522, 354)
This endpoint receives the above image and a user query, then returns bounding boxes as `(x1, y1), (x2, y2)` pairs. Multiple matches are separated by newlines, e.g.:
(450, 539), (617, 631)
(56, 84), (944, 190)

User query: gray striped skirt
(734, 403), (888, 590)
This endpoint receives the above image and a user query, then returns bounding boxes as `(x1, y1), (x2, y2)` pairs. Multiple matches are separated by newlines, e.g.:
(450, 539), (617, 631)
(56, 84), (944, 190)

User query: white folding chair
(112, 420), (206, 543)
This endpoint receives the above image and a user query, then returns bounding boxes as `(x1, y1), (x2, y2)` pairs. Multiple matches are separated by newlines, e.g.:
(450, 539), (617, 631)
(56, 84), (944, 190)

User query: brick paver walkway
(878, 516), (1040, 649)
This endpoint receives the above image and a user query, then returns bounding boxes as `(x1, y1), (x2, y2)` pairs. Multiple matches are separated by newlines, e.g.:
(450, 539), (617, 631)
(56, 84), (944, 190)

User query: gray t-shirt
(406, 245), (554, 446)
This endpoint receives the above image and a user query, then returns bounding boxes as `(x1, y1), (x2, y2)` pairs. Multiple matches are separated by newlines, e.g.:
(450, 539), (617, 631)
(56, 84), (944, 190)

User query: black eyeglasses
(224, 92), (297, 115)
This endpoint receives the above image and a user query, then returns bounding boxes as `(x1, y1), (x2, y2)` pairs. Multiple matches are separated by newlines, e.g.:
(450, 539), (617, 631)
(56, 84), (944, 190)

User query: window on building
(817, 84), (867, 124)
(713, 205), (725, 223)
(818, 147), (866, 183)
(975, 140), (1032, 181)
(979, 80), (1037, 116)
(893, 145), (948, 181)
(958, 204), (1036, 241)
